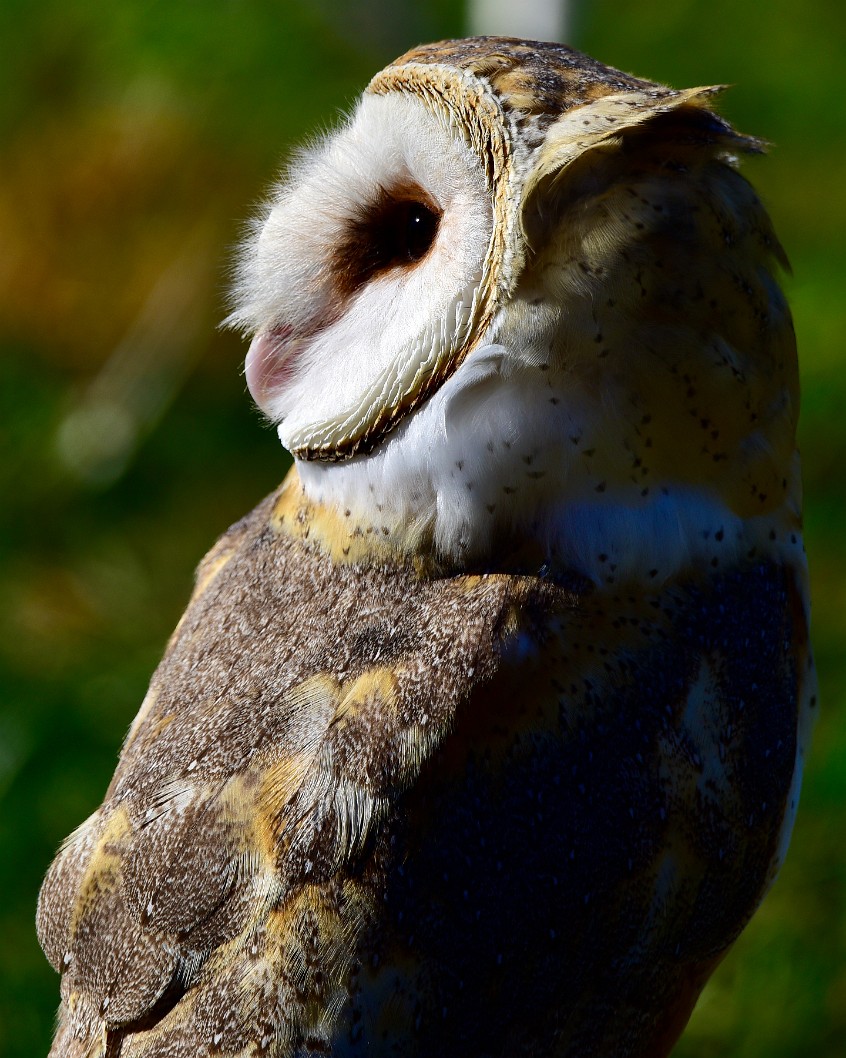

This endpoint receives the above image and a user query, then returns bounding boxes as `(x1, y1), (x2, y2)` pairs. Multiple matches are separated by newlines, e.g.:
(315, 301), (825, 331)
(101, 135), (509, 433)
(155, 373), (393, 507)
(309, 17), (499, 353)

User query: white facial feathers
(227, 92), (492, 455)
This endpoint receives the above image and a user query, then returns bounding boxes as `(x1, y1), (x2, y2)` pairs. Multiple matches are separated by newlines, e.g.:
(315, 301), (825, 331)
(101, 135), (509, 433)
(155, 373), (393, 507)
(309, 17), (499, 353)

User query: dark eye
(398, 200), (439, 262)
(369, 197), (440, 270)
(336, 188), (442, 296)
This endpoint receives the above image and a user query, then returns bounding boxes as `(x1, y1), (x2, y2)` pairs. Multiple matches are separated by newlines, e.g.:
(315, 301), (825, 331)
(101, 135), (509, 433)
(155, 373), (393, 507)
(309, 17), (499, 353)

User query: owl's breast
(346, 561), (809, 1057)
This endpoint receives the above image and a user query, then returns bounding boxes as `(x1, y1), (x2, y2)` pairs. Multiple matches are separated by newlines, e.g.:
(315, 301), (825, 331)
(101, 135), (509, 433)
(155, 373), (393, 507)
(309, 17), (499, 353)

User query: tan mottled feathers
(38, 468), (811, 1055)
(40, 469), (580, 1054)
(387, 37), (662, 124)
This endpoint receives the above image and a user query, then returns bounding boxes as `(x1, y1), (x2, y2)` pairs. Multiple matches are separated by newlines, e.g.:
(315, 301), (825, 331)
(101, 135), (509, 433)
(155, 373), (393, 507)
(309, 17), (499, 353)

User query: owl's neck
(294, 343), (804, 588)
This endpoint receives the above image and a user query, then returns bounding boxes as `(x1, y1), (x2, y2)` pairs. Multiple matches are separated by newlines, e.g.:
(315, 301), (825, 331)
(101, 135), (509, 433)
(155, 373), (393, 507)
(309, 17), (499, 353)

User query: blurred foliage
(0, 2), (843, 1056)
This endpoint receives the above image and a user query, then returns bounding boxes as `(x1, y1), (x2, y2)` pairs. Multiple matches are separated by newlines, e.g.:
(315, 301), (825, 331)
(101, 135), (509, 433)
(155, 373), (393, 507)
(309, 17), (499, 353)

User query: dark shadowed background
(1, 2), (843, 1055)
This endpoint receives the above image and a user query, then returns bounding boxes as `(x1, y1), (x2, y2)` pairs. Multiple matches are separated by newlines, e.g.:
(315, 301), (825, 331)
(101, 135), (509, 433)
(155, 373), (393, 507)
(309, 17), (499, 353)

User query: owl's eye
(366, 197), (440, 270)
(337, 189), (441, 295)
(396, 200), (440, 262)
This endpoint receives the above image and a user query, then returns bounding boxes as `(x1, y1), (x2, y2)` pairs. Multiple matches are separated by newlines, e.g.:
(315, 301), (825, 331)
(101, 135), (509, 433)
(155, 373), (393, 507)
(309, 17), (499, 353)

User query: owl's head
(228, 38), (800, 581)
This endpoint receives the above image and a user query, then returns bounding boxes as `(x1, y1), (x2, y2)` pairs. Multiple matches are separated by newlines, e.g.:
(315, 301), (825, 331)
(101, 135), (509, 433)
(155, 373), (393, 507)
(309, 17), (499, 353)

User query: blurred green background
(1, 2), (843, 1055)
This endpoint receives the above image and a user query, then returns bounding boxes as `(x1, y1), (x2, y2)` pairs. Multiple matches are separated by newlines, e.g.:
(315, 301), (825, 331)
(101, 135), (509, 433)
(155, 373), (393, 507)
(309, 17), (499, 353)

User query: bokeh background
(1, 2), (843, 1055)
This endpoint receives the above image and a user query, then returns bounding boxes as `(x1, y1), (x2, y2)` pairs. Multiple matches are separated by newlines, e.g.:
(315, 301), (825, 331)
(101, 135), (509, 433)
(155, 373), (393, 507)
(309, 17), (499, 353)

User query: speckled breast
(341, 560), (805, 1057)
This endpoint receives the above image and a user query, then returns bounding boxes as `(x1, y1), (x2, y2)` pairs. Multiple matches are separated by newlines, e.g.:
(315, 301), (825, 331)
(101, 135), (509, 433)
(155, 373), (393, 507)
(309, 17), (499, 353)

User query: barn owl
(38, 37), (815, 1058)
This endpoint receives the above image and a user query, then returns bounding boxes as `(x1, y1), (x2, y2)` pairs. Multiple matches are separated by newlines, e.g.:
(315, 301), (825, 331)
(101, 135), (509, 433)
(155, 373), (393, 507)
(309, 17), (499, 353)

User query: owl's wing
(37, 477), (567, 1056)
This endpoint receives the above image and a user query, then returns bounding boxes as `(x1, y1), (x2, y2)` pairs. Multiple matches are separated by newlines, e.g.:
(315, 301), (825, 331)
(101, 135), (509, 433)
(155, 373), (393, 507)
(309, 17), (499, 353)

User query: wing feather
(39, 481), (548, 1054)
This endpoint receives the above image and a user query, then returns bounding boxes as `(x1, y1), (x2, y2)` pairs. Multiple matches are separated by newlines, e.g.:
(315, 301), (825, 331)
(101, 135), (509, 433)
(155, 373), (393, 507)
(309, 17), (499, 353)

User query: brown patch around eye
(334, 182), (442, 297)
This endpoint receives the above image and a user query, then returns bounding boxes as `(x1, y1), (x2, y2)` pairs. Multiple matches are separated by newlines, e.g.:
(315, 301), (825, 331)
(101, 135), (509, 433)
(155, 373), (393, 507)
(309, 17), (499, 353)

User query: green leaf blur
(1, 3), (842, 1056)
